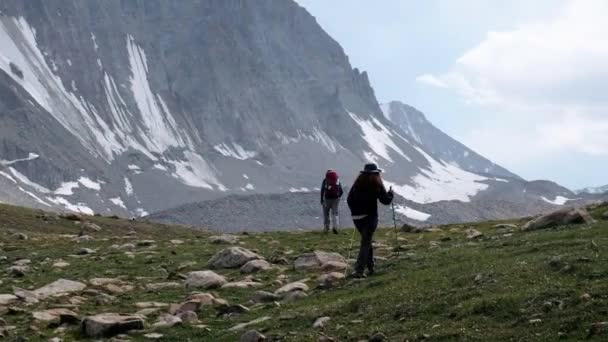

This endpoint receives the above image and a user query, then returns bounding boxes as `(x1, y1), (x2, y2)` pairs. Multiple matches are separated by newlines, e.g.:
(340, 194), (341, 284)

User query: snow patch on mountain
(349, 112), (409, 163)
(9, 167), (51, 193)
(168, 151), (226, 190)
(109, 197), (126, 209)
(78, 177), (101, 191)
(46, 196), (93, 215)
(541, 196), (576, 206)
(124, 177), (134, 196)
(385, 147), (489, 204)
(394, 205), (431, 221)
(54, 182), (79, 196)
(0, 152), (39, 166)
(214, 143), (257, 160)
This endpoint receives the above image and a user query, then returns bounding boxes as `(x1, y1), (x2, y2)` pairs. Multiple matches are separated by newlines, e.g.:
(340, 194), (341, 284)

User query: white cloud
(420, 0), (608, 157)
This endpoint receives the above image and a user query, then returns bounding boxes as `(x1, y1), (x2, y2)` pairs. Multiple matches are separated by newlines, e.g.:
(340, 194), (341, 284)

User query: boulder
(209, 235), (239, 244)
(222, 281), (264, 289)
(185, 271), (227, 289)
(465, 228), (483, 239)
(152, 314), (182, 328)
(83, 222), (102, 232)
(294, 251), (347, 272)
(13, 287), (39, 303)
(176, 310), (199, 324)
(275, 281), (309, 296)
(240, 330), (267, 342)
(250, 291), (281, 304)
(32, 309), (79, 325)
(523, 207), (595, 231)
(317, 272), (345, 287)
(400, 223), (416, 233)
(81, 313), (145, 337)
(0, 294), (18, 305)
(185, 293), (216, 306)
(208, 247), (262, 269)
(34, 279), (87, 299)
(240, 260), (272, 273)
(283, 290), (308, 302)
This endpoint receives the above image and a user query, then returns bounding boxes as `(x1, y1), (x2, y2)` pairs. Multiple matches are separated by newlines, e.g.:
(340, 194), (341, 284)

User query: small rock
(251, 291), (281, 304)
(529, 318), (542, 324)
(241, 259), (272, 273)
(581, 293), (592, 301)
(216, 304), (250, 316)
(283, 290), (308, 302)
(170, 239), (184, 245)
(240, 330), (266, 342)
(185, 293), (216, 306)
(176, 310), (198, 324)
(134, 308), (160, 317)
(185, 271), (227, 289)
(145, 282), (181, 291)
(144, 333), (164, 339)
(313, 316), (330, 329)
(32, 309), (79, 325)
(8, 265), (28, 277)
(136, 240), (155, 247)
(81, 313), (144, 338)
(52, 260), (70, 269)
(152, 314), (182, 328)
(169, 301), (201, 315)
(13, 287), (39, 303)
(465, 228), (483, 239)
(13, 259), (31, 266)
(77, 248), (95, 255)
(222, 281), (264, 289)
(135, 302), (169, 309)
(11, 233), (28, 240)
(369, 332), (387, 341)
(228, 316), (271, 332)
(209, 235), (239, 244)
(275, 281), (309, 296)
(602, 211), (608, 220)
(493, 224), (518, 229)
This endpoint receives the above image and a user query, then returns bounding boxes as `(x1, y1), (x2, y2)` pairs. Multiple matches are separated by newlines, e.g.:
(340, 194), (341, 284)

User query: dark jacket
(347, 183), (393, 217)
(320, 179), (344, 201)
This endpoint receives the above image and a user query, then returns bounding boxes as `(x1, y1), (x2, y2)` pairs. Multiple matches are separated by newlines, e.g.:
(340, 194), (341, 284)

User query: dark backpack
(324, 170), (340, 199)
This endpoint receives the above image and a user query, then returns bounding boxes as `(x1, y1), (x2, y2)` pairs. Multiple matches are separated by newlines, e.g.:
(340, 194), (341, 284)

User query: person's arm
(320, 179), (326, 204)
(378, 183), (394, 205)
(338, 182), (344, 198)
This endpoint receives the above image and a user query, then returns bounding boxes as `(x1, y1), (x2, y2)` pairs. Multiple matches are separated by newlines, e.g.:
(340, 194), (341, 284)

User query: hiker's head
(352, 172), (382, 193)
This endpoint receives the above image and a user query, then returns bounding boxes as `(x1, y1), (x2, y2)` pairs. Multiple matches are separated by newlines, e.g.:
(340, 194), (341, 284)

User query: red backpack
(325, 170), (340, 198)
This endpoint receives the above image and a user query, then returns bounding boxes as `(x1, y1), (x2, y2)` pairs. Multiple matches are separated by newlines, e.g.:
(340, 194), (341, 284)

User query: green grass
(0, 203), (607, 341)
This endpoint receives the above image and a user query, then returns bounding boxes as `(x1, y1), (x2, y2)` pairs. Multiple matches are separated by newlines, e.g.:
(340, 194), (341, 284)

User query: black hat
(360, 163), (382, 174)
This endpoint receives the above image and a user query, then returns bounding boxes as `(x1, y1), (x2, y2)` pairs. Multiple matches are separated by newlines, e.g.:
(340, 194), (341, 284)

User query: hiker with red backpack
(321, 169), (344, 234)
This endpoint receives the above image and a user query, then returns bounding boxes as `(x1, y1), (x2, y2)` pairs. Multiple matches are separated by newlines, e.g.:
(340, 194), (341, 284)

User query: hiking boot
(332, 228), (339, 235)
(367, 269), (376, 277)
(350, 271), (367, 279)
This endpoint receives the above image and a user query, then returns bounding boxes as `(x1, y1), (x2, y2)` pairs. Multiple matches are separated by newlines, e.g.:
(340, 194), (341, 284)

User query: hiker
(347, 163), (393, 278)
(320, 169), (344, 234)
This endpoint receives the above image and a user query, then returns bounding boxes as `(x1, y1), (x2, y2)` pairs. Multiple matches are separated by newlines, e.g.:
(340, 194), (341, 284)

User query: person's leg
(353, 218), (367, 275)
(322, 201), (330, 232)
(355, 217), (373, 276)
(367, 216), (379, 274)
(331, 199), (339, 233)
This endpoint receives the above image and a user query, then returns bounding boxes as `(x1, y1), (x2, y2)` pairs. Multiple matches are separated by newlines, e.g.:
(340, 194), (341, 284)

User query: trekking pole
(390, 187), (399, 257)
(344, 226), (356, 277)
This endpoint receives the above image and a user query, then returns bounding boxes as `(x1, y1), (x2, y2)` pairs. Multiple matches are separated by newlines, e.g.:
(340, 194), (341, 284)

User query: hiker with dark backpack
(320, 169), (343, 234)
(347, 163), (394, 278)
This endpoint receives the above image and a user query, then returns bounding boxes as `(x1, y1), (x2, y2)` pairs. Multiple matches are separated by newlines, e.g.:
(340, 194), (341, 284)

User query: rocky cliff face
(0, 0), (575, 222)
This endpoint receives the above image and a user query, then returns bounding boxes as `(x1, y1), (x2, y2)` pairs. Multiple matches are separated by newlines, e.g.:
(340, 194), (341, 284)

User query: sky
(296, 0), (608, 190)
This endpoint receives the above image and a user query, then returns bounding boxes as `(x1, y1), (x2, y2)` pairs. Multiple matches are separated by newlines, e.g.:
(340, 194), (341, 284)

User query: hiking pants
(323, 198), (339, 229)
(354, 215), (378, 273)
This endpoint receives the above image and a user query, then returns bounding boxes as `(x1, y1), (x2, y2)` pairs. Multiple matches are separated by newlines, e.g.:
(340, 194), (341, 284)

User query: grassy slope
(0, 203), (607, 341)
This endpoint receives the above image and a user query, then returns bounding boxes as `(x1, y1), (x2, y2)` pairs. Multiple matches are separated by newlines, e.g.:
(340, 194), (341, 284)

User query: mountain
(0, 0), (578, 225)
(380, 101), (519, 179)
(576, 185), (608, 195)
